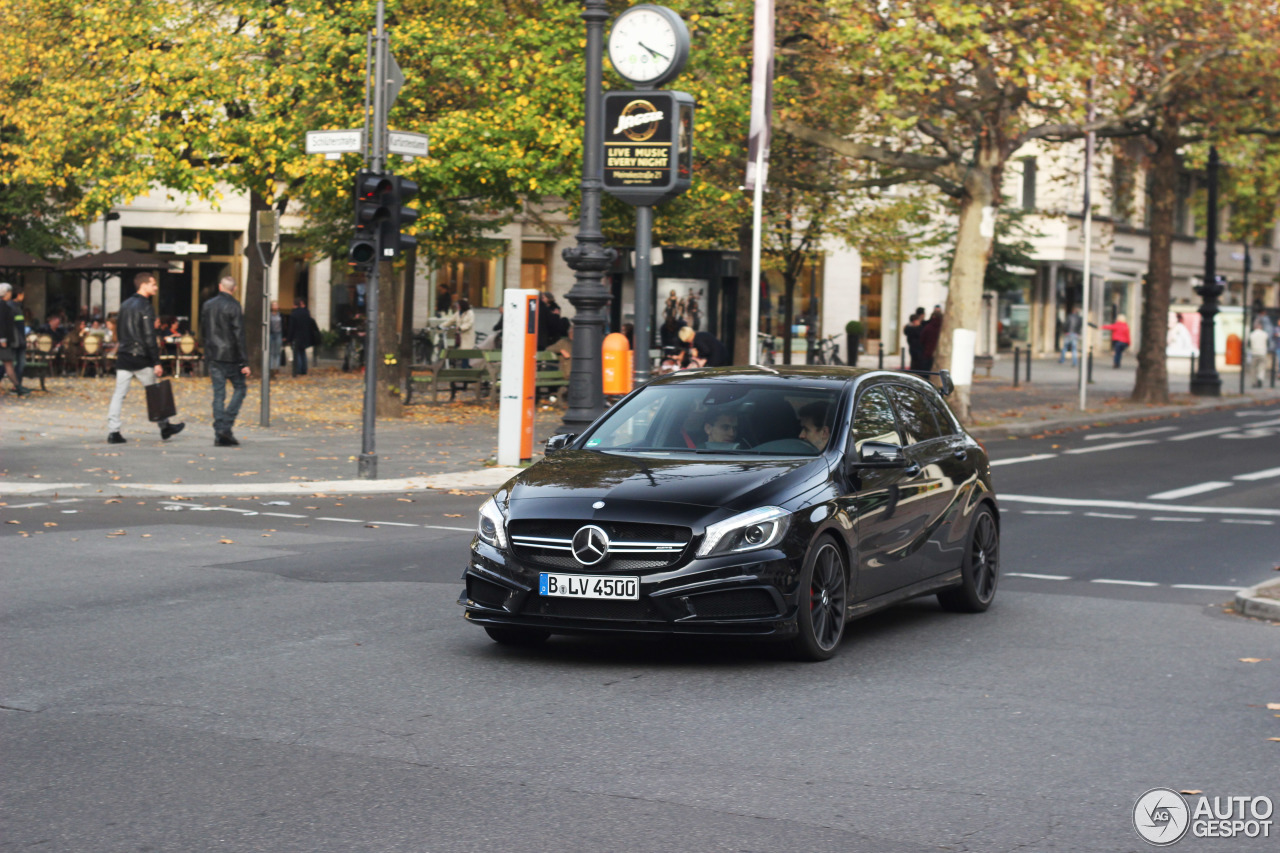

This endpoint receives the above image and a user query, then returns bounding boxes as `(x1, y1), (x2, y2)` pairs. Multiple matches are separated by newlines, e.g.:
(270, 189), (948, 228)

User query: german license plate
(539, 572), (639, 600)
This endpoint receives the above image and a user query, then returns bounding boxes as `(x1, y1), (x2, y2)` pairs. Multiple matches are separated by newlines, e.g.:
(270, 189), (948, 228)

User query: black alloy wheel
(938, 506), (999, 613)
(484, 625), (551, 647)
(790, 536), (848, 661)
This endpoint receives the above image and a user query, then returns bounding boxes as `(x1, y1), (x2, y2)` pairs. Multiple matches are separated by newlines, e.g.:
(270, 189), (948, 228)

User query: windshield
(581, 382), (841, 457)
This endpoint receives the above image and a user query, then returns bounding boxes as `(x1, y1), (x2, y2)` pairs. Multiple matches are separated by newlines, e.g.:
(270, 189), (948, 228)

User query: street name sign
(305, 129), (365, 159)
(388, 130), (430, 159)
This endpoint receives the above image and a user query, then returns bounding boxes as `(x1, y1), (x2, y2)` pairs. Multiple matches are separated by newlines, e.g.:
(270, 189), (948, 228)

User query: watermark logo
(1134, 788), (1190, 846)
(1134, 788), (1274, 845)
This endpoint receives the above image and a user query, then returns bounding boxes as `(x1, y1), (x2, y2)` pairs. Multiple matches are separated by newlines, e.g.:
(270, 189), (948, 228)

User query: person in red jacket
(1101, 314), (1131, 368)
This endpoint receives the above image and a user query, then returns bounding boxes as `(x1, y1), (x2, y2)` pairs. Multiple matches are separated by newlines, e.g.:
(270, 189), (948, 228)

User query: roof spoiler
(904, 368), (955, 397)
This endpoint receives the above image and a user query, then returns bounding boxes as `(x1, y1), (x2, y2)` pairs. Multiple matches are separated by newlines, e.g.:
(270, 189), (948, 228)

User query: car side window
(849, 387), (902, 451)
(887, 385), (944, 444)
(925, 395), (959, 436)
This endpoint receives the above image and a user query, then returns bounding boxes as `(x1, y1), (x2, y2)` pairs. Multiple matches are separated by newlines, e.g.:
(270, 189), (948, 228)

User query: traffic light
(348, 171), (418, 265)
(349, 170), (392, 267)
(383, 175), (419, 257)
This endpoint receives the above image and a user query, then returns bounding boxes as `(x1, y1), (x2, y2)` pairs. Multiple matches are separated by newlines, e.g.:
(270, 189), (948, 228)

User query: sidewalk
(2, 358), (1277, 498)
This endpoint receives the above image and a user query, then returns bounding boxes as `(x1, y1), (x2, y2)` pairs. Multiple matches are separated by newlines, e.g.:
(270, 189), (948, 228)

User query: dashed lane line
(1001, 495), (1280, 517)
(315, 517), (365, 523)
(1085, 512), (1137, 519)
(367, 521), (419, 527)
(1006, 574), (1247, 593)
(1006, 572), (1071, 580)
(1063, 440), (1158, 454)
(1085, 426), (1179, 440)
(1235, 466), (1280, 481)
(1172, 584), (1243, 591)
(1092, 579), (1159, 587)
(1221, 519), (1275, 526)
(990, 454), (1058, 467)
(1151, 516), (1203, 522)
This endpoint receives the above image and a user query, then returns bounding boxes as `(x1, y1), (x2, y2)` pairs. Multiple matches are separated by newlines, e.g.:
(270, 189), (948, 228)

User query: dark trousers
(1112, 341), (1128, 367)
(292, 344), (308, 375)
(209, 360), (247, 435)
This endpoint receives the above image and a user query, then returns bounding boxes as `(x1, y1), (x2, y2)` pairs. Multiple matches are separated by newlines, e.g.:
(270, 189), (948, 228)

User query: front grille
(689, 588), (779, 619)
(509, 519), (691, 571)
(524, 597), (653, 621)
(467, 575), (512, 609)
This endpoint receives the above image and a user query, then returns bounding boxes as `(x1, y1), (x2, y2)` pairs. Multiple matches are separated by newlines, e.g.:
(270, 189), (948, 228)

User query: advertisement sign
(603, 90), (694, 207)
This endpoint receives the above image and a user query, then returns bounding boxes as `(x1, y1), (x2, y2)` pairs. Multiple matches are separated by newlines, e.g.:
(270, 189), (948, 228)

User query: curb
(969, 393), (1280, 438)
(1235, 579), (1280, 622)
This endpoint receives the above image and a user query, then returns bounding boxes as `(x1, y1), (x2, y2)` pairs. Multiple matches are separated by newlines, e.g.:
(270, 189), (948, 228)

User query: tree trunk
(243, 190), (274, 371)
(1132, 117), (1178, 404)
(936, 155), (1000, 423)
(782, 274), (796, 365)
(375, 259), (403, 418)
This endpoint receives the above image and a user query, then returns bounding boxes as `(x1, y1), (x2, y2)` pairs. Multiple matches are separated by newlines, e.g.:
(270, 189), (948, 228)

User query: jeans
(1112, 341), (1128, 367)
(1059, 333), (1079, 366)
(107, 368), (171, 433)
(269, 330), (282, 370)
(209, 360), (247, 435)
(292, 344), (308, 375)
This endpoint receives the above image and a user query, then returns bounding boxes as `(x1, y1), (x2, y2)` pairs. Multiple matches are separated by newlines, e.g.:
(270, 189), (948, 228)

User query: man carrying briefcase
(106, 272), (185, 444)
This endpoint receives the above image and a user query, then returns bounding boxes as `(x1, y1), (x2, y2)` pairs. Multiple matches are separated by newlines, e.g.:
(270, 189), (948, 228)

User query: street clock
(607, 4), (690, 88)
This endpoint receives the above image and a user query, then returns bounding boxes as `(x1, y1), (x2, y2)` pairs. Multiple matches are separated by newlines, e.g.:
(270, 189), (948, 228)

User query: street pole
(1079, 87), (1094, 411)
(1240, 242), (1250, 395)
(560, 0), (617, 433)
(1191, 146), (1223, 397)
(359, 0), (387, 478)
(632, 206), (653, 387)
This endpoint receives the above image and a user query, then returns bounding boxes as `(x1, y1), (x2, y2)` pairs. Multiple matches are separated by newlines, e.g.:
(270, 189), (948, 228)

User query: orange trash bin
(1225, 333), (1242, 366)
(602, 332), (633, 395)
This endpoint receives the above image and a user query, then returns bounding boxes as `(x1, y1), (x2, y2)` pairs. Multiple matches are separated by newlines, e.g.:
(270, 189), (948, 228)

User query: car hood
(502, 450), (828, 521)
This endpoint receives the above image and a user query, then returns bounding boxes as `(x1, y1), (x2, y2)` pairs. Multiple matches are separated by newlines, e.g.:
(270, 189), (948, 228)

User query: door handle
(904, 463), (922, 476)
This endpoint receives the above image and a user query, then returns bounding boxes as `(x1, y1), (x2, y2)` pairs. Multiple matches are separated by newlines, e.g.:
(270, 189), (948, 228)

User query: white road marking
(1172, 584), (1242, 591)
(1092, 579), (1159, 587)
(1064, 440), (1157, 454)
(1085, 426), (1178, 440)
(990, 454), (1058, 466)
(1000, 495), (1280, 517)
(1221, 519), (1274, 526)
(1006, 572), (1071, 580)
(1236, 409), (1280, 417)
(1234, 466), (1280, 481)
(1085, 512), (1137, 519)
(367, 521), (419, 527)
(2, 502), (48, 509)
(316, 517), (364, 523)
(422, 524), (474, 532)
(1147, 481), (1233, 500)
(261, 512), (307, 519)
(1168, 426), (1241, 441)
(1021, 510), (1072, 515)
(1151, 517), (1203, 522)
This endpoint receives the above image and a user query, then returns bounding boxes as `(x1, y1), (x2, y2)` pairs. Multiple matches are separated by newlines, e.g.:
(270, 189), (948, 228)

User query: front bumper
(459, 540), (802, 638)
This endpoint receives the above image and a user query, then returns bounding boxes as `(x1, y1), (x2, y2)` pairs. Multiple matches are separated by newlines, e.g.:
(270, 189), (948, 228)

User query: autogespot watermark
(1133, 787), (1274, 846)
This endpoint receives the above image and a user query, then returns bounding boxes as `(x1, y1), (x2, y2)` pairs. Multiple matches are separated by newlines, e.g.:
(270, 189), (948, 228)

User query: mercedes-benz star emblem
(571, 524), (610, 566)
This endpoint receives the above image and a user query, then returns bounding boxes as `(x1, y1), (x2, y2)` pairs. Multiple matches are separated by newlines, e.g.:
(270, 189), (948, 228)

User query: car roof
(648, 365), (944, 395)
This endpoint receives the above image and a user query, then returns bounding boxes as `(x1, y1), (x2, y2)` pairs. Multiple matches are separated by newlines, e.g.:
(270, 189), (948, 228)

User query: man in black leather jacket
(201, 275), (251, 447)
(106, 272), (184, 443)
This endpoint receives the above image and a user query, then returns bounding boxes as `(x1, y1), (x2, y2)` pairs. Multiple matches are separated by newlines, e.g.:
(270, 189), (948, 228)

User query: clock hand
(638, 41), (670, 62)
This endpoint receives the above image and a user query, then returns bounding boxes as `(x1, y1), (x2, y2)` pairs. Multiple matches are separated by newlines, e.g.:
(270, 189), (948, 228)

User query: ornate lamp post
(1191, 146), (1223, 397)
(560, 0), (618, 431)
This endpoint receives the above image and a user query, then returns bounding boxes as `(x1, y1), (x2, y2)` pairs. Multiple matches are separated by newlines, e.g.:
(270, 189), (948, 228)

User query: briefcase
(145, 379), (178, 422)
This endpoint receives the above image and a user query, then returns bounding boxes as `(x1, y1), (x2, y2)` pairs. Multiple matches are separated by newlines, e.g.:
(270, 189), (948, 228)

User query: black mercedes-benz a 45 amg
(460, 366), (999, 660)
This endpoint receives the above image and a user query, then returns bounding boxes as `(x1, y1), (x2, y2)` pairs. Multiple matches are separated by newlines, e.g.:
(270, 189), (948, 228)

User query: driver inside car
(701, 411), (740, 448)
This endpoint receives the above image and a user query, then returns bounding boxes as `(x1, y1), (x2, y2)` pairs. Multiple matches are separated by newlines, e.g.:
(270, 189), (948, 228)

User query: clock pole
(560, 0), (618, 432)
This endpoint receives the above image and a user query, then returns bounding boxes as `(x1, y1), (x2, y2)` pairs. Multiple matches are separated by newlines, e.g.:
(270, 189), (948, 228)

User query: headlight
(477, 497), (508, 549)
(696, 506), (790, 557)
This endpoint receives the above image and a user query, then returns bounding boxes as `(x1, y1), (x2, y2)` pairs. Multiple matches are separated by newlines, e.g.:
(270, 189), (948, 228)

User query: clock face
(608, 5), (688, 86)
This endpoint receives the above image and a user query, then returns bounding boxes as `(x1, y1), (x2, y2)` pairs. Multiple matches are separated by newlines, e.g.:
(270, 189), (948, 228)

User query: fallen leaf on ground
(444, 514), (463, 518)
(5, 520), (18, 525)
(1239, 658), (1271, 663)
(1181, 790), (1202, 795)
(233, 471), (260, 477)
(219, 538), (235, 544)
(1266, 703), (1280, 711)
(43, 522), (57, 527)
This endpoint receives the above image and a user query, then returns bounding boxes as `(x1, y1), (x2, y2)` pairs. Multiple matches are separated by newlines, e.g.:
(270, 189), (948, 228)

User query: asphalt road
(2, 404), (1278, 852)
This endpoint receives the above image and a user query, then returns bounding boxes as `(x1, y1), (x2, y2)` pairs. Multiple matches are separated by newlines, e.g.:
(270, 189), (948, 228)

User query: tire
(484, 625), (551, 647)
(937, 506), (999, 613)
(789, 536), (848, 661)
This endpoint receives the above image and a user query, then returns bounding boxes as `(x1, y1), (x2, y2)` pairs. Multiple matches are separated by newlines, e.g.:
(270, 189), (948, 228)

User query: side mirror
(851, 440), (908, 468)
(545, 433), (577, 454)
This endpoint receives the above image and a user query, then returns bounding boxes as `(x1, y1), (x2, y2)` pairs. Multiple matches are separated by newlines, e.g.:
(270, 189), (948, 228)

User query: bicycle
(810, 334), (843, 366)
(756, 332), (779, 366)
(339, 324), (365, 372)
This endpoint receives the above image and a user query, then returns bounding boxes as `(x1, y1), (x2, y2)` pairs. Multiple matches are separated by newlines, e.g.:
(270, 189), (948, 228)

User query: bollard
(1272, 351), (1277, 389)
(877, 341), (884, 369)
(1087, 347), (1094, 384)
(1013, 347), (1020, 388)
(900, 347), (906, 370)
(1026, 348), (1032, 383)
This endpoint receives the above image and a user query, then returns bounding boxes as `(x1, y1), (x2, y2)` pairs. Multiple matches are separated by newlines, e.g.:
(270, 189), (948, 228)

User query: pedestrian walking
(0, 283), (31, 396)
(202, 276), (250, 447)
(287, 297), (315, 376)
(920, 305), (943, 370)
(106, 272), (184, 443)
(1101, 314), (1131, 367)
(1059, 307), (1082, 366)
(1248, 319), (1270, 388)
(903, 307), (925, 370)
